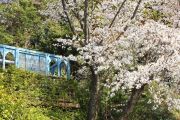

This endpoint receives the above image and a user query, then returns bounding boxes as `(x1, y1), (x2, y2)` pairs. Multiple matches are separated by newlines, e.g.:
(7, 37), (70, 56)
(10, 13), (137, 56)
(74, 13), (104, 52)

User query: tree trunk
(87, 65), (99, 120)
(120, 84), (147, 120)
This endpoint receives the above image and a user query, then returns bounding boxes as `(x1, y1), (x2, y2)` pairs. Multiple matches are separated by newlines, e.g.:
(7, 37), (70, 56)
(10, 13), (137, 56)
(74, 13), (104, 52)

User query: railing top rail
(0, 44), (65, 59)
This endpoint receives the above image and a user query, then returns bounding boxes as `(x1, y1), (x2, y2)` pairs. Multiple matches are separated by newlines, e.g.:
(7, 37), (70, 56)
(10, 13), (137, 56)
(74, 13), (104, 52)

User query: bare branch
(124, 0), (142, 31)
(131, 0), (142, 20)
(72, 0), (84, 30)
(109, 0), (128, 28)
(116, 0), (143, 40)
(84, 0), (89, 45)
(61, 0), (76, 35)
(72, 10), (84, 30)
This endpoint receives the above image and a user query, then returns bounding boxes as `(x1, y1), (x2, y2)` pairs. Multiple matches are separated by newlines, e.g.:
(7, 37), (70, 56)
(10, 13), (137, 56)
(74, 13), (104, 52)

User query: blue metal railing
(0, 44), (70, 79)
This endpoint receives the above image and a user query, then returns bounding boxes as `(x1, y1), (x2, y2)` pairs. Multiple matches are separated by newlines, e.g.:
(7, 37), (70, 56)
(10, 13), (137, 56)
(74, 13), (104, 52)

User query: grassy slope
(0, 67), (87, 120)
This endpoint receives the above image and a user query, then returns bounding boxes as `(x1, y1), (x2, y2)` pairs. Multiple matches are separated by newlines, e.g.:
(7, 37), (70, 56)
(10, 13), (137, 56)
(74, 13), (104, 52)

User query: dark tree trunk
(87, 65), (99, 120)
(120, 84), (147, 120)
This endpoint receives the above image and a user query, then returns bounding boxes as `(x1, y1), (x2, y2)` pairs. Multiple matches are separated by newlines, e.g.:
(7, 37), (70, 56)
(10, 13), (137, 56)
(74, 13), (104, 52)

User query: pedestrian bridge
(0, 44), (70, 79)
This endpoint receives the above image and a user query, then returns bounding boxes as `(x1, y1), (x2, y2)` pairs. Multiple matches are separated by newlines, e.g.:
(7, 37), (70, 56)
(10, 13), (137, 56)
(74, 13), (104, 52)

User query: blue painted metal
(0, 44), (70, 79)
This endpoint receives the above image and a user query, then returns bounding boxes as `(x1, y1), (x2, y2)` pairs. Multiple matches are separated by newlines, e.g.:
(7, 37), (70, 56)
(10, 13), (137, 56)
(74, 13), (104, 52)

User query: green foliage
(143, 2), (172, 26)
(0, 67), (87, 120)
(143, 9), (165, 21)
(128, 87), (176, 120)
(0, 0), (72, 55)
(36, 20), (73, 55)
(0, 0), (42, 46)
(0, 26), (14, 44)
(97, 85), (176, 120)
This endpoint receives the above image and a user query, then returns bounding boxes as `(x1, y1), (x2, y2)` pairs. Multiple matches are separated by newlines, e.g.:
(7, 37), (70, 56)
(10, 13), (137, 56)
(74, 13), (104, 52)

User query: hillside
(0, 67), (87, 120)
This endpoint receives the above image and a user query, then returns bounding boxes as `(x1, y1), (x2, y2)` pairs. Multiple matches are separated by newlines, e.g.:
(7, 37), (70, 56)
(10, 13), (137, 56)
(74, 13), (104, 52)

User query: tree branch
(131, 0), (142, 20)
(72, 10), (84, 30)
(109, 0), (128, 28)
(84, 0), (89, 45)
(72, 0), (84, 30)
(61, 0), (76, 35)
(123, 0), (142, 31)
(116, 0), (142, 40)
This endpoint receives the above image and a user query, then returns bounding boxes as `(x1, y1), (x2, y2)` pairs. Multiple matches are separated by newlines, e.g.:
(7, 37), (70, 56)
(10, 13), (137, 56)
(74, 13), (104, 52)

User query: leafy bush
(0, 67), (86, 120)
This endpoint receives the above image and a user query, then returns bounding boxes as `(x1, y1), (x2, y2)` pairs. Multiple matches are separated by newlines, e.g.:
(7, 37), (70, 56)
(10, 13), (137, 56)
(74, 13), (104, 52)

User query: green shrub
(0, 67), (86, 120)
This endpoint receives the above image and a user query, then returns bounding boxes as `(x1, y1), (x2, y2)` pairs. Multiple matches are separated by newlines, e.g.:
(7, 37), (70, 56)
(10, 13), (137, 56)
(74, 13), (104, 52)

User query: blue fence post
(66, 59), (71, 80)
(2, 47), (5, 70)
(45, 54), (49, 76)
(15, 49), (19, 68)
(25, 54), (27, 70)
(57, 58), (61, 77)
(38, 55), (41, 72)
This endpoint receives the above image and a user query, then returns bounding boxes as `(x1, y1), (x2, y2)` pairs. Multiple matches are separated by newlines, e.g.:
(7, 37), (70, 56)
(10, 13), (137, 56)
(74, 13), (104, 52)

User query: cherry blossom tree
(41, 0), (180, 119)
